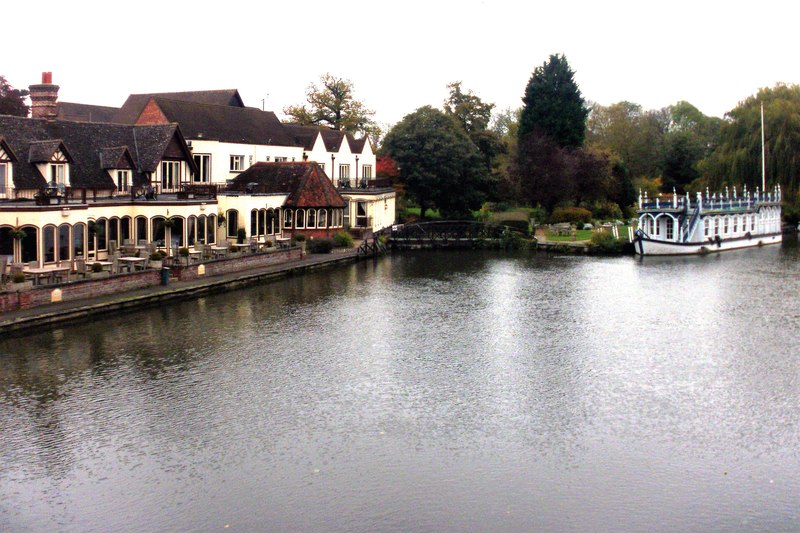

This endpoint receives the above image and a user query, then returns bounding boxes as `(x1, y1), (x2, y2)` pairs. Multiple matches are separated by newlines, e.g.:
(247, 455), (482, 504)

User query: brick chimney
(29, 72), (60, 119)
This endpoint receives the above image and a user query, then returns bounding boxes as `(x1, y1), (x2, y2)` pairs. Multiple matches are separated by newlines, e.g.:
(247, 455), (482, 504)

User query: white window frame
(50, 163), (66, 185)
(666, 218), (674, 240)
(0, 162), (7, 195)
(275, 157), (288, 163)
(295, 208), (306, 229)
(307, 208), (316, 229)
(318, 209), (327, 228)
(230, 155), (244, 172)
(117, 170), (130, 193)
(193, 154), (211, 183)
(161, 161), (180, 191)
(362, 164), (373, 179)
(339, 164), (350, 179)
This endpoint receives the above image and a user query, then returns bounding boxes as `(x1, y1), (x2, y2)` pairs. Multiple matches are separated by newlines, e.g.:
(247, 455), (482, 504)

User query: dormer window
(50, 163), (66, 185)
(117, 170), (130, 193)
(0, 162), (8, 196)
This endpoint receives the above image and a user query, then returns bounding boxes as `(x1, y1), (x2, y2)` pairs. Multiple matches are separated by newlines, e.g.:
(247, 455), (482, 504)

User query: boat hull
(634, 233), (783, 256)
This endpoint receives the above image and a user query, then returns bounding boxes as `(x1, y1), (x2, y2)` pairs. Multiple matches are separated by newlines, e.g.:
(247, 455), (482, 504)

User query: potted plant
(149, 250), (166, 269)
(179, 247), (190, 265)
(89, 262), (110, 279)
(236, 228), (247, 244)
(9, 271), (32, 291)
(9, 228), (26, 241)
(292, 233), (307, 253)
(163, 218), (176, 229)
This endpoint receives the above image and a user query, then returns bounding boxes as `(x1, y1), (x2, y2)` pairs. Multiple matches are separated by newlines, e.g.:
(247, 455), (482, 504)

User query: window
(59, 224), (70, 262)
(135, 216), (147, 243)
(284, 209), (293, 229)
(44, 226), (56, 263)
(188, 216), (196, 246)
(108, 218), (119, 247)
(207, 215), (216, 244)
(723, 217), (729, 234)
(258, 210), (266, 235)
(319, 163), (325, 173)
(152, 217), (166, 246)
(343, 202), (350, 228)
(318, 209), (328, 228)
(117, 170), (130, 193)
(193, 154), (211, 183)
(1, 227), (14, 261)
(50, 163), (66, 185)
(95, 218), (107, 250)
(307, 208), (316, 228)
(339, 164), (350, 179)
(161, 161), (180, 190)
(733, 217), (738, 233)
(266, 209), (277, 235)
(0, 162), (7, 195)
(362, 165), (373, 179)
(226, 210), (239, 238)
(704, 218), (709, 236)
(666, 219), (674, 240)
(230, 155), (244, 171)
(654, 217), (660, 236)
(120, 217), (131, 242)
(275, 157), (287, 163)
(20, 227), (38, 263)
(251, 210), (258, 236)
(751, 215), (755, 231)
(356, 201), (368, 228)
(296, 209), (306, 229)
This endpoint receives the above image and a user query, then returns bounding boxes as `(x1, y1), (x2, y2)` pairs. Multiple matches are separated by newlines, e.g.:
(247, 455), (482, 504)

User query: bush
(307, 238), (334, 254)
(587, 201), (624, 221)
(11, 272), (26, 283)
(91, 262), (104, 272)
(550, 206), (592, 225)
(590, 231), (624, 253)
(149, 250), (166, 261)
(236, 228), (247, 244)
(179, 247), (190, 257)
(333, 231), (353, 248)
(500, 228), (526, 250)
(293, 233), (307, 242)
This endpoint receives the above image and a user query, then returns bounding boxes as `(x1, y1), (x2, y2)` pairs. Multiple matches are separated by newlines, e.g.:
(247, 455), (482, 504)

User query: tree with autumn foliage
(283, 73), (380, 139)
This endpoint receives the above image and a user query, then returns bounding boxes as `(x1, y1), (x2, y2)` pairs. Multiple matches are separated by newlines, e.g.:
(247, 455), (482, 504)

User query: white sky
(4, 0), (798, 131)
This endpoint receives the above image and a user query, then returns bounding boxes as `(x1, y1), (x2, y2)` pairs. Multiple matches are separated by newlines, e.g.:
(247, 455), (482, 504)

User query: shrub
(236, 228), (247, 244)
(307, 238), (334, 254)
(11, 272), (26, 283)
(500, 228), (526, 250)
(149, 250), (166, 261)
(293, 233), (307, 242)
(333, 231), (353, 248)
(590, 230), (624, 254)
(179, 247), (190, 257)
(91, 262), (104, 273)
(550, 206), (592, 225)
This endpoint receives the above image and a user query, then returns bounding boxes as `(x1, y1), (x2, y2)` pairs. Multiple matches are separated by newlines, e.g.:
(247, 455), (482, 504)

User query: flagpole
(761, 102), (766, 191)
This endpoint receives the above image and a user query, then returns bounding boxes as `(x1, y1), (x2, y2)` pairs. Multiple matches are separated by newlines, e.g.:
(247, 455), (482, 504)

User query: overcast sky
(4, 0), (798, 131)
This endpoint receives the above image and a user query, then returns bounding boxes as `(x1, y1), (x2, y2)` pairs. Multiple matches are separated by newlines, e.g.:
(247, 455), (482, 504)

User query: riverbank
(0, 248), (362, 337)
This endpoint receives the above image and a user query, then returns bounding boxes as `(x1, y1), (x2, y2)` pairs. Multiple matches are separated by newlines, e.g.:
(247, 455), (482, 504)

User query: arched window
(266, 209), (276, 235)
(307, 208), (316, 229)
(20, 226), (38, 263)
(207, 215), (216, 244)
(226, 210), (239, 239)
(152, 217), (166, 246)
(318, 209), (328, 228)
(258, 209), (266, 235)
(120, 216), (131, 243)
(135, 216), (147, 244)
(73, 223), (85, 258)
(284, 209), (293, 229)
(251, 210), (258, 236)
(108, 217), (119, 247)
(0, 226), (13, 262)
(58, 224), (70, 262)
(188, 216), (196, 246)
(96, 218), (108, 250)
(43, 225), (57, 263)
(196, 215), (206, 244)
(296, 209), (306, 229)
(170, 217), (184, 248)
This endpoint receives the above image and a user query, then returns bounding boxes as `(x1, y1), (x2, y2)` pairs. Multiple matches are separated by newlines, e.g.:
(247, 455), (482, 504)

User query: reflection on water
(1, 238), (799, 530)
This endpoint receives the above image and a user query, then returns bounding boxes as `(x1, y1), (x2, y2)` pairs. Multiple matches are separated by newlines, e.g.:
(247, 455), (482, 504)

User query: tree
(0, 75), (29, 117)
(283, 73), (379, 139)
(518, 54), (588, 148)
(383, 106), (489, 219)
(444, 82), (506, 192)
(699, 83), (800, 192)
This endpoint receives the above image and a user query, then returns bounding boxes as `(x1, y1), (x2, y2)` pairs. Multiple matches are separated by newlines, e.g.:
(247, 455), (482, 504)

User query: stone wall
(171, 248), (301, 281)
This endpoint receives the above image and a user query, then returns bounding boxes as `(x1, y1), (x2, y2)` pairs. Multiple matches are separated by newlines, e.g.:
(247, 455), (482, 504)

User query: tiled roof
(56, 102), (120, 123)
(27, 140), (67, 163)
(99, 146), (134, 169)
(149, 98), (301, 147)
(229, 162), (346, 208)
(0, 116), (193, 190)
(283, 124), (370, 154)
(113, 90), (244, 124)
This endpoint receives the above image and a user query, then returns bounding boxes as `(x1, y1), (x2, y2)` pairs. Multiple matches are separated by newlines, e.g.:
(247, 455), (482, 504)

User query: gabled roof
(57, 102), (120, 123)
(28, 140), (72, 163)
(0, 136), (19, 161)
(99, 146), (135, 170)
(141, 98), (301, 147)
(283, 123), (371, 154)
(113, 89), (244, 124)
(0, 116), (195, 190)
(229, 162), (346, 208)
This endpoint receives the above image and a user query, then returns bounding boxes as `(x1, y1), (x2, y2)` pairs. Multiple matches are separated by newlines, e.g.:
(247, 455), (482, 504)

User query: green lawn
(544, 226), (632, 242)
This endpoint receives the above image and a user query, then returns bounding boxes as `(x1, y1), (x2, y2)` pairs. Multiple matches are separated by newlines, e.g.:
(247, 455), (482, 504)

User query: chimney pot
(42, 72), (52, 84)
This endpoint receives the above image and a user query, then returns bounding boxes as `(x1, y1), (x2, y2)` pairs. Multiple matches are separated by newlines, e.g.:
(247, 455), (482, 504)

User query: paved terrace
(0, 248), (361, 337)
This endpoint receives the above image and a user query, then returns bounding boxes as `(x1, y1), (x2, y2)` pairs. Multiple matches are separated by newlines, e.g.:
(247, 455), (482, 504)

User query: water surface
(1, 240), (799, 530)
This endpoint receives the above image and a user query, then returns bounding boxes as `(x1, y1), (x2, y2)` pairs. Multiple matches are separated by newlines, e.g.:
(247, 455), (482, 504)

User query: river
(1, 241), (799, 531)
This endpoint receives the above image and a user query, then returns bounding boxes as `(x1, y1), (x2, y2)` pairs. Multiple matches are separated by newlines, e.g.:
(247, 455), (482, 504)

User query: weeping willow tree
(698, 83), (800, 193)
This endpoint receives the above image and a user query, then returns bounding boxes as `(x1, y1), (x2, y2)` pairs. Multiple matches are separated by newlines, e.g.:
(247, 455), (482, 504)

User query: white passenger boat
(633, 186), (783, 256)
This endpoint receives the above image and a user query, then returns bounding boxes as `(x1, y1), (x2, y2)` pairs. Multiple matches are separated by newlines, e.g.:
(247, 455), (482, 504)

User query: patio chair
(0, 256), (7, 284)
(109, 240), (118, 255)
(138, 239), (147, 247)
(74, 258), (88, 279)
(52, 260), (68, 284)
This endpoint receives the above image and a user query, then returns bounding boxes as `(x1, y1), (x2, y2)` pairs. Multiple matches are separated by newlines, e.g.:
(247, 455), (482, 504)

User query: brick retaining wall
(170, 248), (301, 281)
